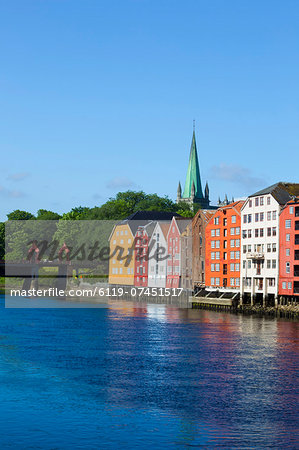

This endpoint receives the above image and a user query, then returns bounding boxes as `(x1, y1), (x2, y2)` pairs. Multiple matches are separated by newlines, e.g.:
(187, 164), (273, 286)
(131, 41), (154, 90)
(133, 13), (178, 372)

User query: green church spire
(182, 129), (204, 200)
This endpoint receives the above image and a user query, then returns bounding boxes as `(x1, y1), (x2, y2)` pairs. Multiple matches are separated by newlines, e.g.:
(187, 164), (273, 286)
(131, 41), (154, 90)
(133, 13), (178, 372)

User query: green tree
(7, 210), (35, 220)
(0, 223), (4, 260)
(36, 209), (61, 220)
(61, 207), (91, 220)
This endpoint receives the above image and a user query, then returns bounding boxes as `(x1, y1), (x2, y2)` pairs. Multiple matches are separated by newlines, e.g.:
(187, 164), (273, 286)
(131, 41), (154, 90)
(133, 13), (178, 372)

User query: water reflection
(0, 296), (298, 448)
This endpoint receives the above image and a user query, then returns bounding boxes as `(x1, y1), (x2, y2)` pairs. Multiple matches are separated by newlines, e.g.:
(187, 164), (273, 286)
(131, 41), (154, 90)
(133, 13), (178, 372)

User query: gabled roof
(219, 200), (244, 214)
(159, 222), (170, 240)
(249, 182), (299, 205)
(174, 217), (192, 234)
(192, 208), (216, 225)
(118, 211), (180, 236)
(136, 221), (156, 239)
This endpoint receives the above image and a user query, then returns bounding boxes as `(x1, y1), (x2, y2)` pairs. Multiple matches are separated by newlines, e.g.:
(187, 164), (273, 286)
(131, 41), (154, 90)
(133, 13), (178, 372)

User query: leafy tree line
(1, 191), (196, 260)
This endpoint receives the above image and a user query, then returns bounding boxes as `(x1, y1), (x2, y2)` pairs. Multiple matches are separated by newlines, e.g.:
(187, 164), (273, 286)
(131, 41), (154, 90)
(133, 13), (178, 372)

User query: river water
(0, 295), (298, 448)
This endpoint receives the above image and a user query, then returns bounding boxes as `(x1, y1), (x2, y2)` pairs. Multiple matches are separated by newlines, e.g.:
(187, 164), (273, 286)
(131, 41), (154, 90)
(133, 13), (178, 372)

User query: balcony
(246, 252), (264, 260)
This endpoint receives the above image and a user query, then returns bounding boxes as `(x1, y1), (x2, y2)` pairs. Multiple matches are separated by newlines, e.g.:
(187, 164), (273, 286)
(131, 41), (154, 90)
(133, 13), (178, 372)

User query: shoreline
(2, 285), (298, 320)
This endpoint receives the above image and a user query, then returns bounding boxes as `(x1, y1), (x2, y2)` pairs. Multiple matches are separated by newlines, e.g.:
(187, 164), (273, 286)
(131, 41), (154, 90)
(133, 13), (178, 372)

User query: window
(267, 260), (271, 269)
(267, 212), (271, 220)
(216, 240), (220, 248)
(230, 251), (235, 259)
(236, 278), (240, 287)
(286, 234), (290, 242)
(286, 248), (290, 256)
(267, 228), (271, 237)
(272, 260), (276, 269)
(216, 229), (220, 236)
(211, 264), (215, 272)
(231, 278), (235, 286)
(249, 200), (252, 207)
(243, 245), (247, 253)
(288, 282), (292, 289)
(224, 240), (227, 249)
(248, 245), (252, 252)
(211, 241), (215, 248)
(224, 229), (227, 237)
(248, 260), (251, 269)
(272, 211), (277, 220)
(255, 229), (259, 238)
(248, 214), (252, 223)
(119, 268), (123, 274)
(211, 252), (215, 260)
(211, 229), (215, 237)
(260, 228), (264, 237)
(260, 212), (264, 221)
(255, 198), (259, 206)
(267, 197), (271, 205)
(282, 282), (286, 289)
(231, 239), (235, 247)
(113, 239), (116, 244)
(232, 215), (236, 224)
(224, 252), (227, 260)
(268, 278), (275, 287)
(214, 217), (219, 225)
(236, 227), (240, 235)
(215, 278), (220, 286)
(216, 252), (220, 260)
(236, 239), (240, 247)
(235, 263), (240, 271)
(211, 277), (215, 285)
(231, 228), (235, 235)
(128, 239), (131, 244)
(243, 215), (247, 224)
(248, 229), (252, 238)
(285, 220), (291, 229)
(230, 263), (234, 271)
(255, 213), (259, 222)
(272, 243), (277, 252)
(272, 227), (276, 236)
(243, 230), (247, 239)
(243, 261), (246, 269)
(215, 264), (220, 272)
(223, 218), (227, 226)
(286, 262), (290, 273)
(260, 197), (264, 206)
(267, 244), (271, 252)
(290, 206), (294, 214)
(236, 251), (240, 259)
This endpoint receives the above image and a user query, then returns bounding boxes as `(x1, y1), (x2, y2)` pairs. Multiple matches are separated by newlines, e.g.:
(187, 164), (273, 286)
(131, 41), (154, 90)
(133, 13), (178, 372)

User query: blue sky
(0, 0), (298, 220)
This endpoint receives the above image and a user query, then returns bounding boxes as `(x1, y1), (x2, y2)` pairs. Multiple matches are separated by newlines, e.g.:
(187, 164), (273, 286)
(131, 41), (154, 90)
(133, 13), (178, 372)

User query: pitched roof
(125, 211), (180, 221)
(249, 182), (299, 205)
(174, 217), (192, 233)
(182, 131), (204, 200)
(159, 222), (170, 240)
(219, 200), (245, 213)
(119, 211), (180, 235)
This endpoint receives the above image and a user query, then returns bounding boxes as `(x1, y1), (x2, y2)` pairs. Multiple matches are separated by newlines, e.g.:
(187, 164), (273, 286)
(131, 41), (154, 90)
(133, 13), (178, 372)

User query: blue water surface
(0, 295), (298, 448)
